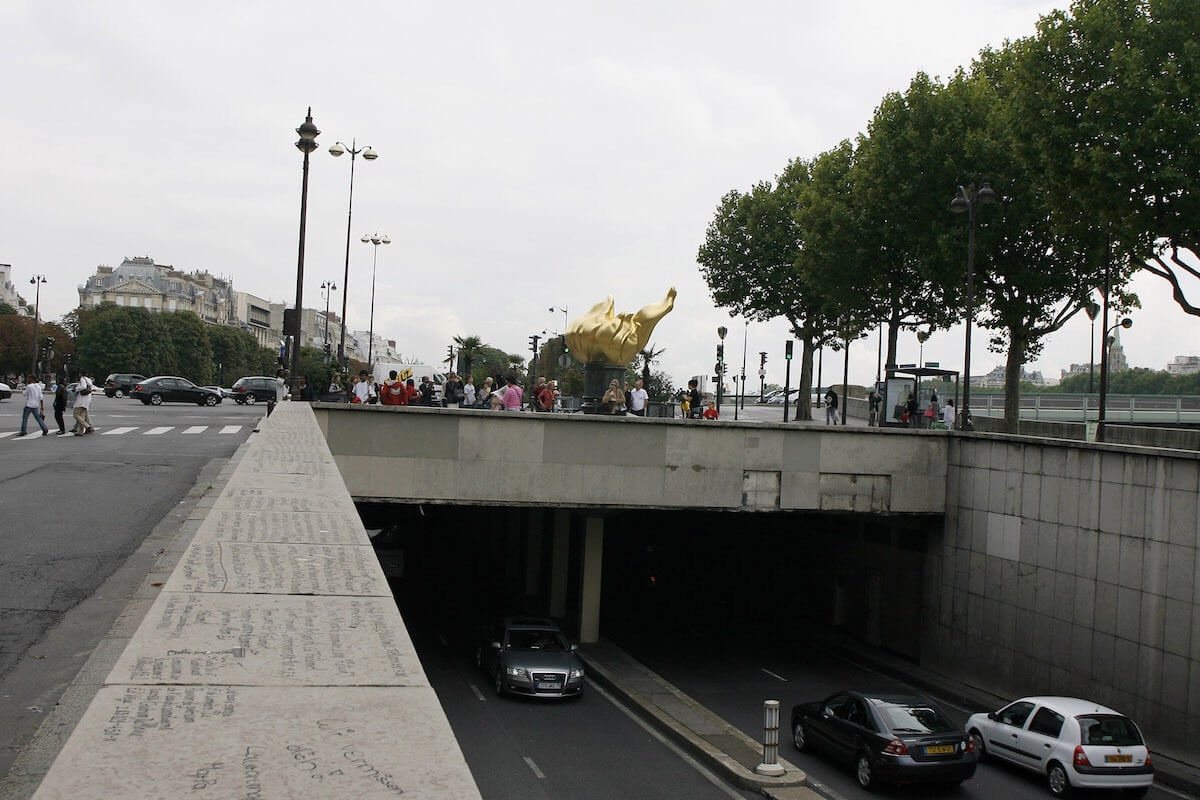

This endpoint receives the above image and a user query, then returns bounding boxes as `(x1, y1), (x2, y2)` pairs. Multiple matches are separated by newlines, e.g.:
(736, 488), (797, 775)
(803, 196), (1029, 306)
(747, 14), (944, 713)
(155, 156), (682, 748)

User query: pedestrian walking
(824, 387), (840, 425)
(18, 379), (49, 437)
(73, 371), (96, 435)
(922, 392), (939, 429)
(942, 399), (956, 429)
(53, 378), (69, 434)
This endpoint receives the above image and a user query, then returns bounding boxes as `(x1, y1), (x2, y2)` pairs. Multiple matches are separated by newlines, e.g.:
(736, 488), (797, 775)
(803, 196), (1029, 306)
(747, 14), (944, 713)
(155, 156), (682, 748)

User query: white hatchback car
(966, 696), (1152, 797)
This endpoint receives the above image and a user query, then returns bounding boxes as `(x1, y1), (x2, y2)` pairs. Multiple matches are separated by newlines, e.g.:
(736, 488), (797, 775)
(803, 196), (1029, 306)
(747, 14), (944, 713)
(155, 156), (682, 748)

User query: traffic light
(760, 351), (767, 367)
(529, 334), (541, 353)
(785, 341), (793, 360)
(717, 343), (724, 362)
(714, 362), (722, 376)
(447, 345), (455, 362)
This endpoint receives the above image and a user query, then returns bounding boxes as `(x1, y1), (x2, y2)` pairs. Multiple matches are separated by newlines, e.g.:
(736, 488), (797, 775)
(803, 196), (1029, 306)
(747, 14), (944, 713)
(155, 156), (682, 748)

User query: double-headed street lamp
(29, 275), (46, 379)
(1084, 300), (1100, 392)
(361, 233), (390, 369)
(950, 180), (996, 430)
(330, 139), (378, 367)
(1097, 316), (1132, 442)
(716, 326), (728, 415)
(320, 280), (338, 360)
(290, 109), (320, 398)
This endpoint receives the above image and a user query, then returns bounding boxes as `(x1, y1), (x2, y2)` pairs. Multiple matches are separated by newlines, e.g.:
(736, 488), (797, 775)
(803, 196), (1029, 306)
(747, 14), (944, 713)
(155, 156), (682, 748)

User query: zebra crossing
(0, 424), (244, 442)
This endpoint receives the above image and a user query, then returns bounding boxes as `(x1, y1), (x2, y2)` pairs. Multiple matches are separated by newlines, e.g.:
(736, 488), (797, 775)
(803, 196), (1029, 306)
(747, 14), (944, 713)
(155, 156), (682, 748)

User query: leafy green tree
(0, 314), (33, 377)
(453, 334), (487, 379)
(159, 311), (215, 383)
(208, 325), (277, 385)
(534, 336), (584, 394)
(75, 303), (155, 379)
(0, 303), (16, 316)
(1010, 0), (1200, 314)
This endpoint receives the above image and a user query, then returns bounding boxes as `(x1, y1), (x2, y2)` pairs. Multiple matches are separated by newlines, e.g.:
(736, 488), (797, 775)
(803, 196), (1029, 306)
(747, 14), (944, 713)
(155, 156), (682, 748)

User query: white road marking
(143, 427), (174, 435)
(219, 425), (241, 434)
(102, 427), (138, 435)
(760, 668), (788, 682)
(468, 684), (485, 702)
(0, 431), (16, 439)
(589, 681), (746, 800)
(182, 426), (207, 434)
(14, 431), (47, 440)
(522, 757), (545, 779)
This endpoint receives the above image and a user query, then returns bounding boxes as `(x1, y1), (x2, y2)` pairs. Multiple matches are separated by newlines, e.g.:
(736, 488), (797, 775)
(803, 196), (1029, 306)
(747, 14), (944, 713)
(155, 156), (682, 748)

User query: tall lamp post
(290, 108), (320, 398)
(1097, 317), (1132, 442)
(330, 139), (378, 367)
(949, 180), (996, 430)
(29, 275), (46, 380)
(320, 280), (338, 361)
(360, 233), (390, 370)
(716, 326), (727, 416)
(740, 320), (748, 412)
(1084, 300), (1100, 392)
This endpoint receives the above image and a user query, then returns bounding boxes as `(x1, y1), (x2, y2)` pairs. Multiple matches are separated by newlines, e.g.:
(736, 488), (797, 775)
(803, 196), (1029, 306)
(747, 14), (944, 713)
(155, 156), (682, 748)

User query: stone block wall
(927, 435), (1200, 761)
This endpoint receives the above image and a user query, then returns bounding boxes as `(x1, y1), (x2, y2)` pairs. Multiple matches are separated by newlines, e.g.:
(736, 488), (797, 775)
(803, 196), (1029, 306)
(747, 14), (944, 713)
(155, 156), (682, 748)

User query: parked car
(476, 617), (585, 700)
(791, 690), (977, 790)
(966, 696), (1152, 797)
(130, 376), (222, 406)
(0, 382), (10, 400)
(103, 373), (147, 398)
(231, 376), (283, 405)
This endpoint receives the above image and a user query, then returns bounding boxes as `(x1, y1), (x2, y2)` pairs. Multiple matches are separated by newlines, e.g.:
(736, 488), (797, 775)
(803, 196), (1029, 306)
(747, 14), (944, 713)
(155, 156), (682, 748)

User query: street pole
(330, 139), (378, 367)
(950, 180), (996, 430)
(842, 335), (850, 426)
(361, 233), (390, 371)
(740, 320), (748, 411)
(783, 341), (793, 423)
(1098, 250), (1111, 442)
(29, 275), (46, 380)
(759, 351), (767, 402)
(290, 108), (319, 399)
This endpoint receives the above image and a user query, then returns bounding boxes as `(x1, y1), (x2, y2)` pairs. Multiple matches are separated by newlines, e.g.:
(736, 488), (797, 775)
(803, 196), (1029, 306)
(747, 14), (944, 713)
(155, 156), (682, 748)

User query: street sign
(557, 354), (571, 368)
(758, 369), (766, 379)
(925, 361), (940, 368)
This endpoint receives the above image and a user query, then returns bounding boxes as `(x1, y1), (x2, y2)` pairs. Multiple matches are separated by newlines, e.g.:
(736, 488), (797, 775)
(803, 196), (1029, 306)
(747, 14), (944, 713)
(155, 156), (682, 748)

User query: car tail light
(1145, 751), (1152, 766)
(883, 738), (909, 756)
(133, 385), (142, 391)
(964, 736), (975, 753)
(1073, 746), (1091, 767)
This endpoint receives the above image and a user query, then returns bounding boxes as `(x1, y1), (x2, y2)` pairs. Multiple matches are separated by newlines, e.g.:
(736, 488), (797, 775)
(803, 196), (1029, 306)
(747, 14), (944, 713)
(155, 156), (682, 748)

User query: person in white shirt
(463, 378), (476, 407)
(352, 370), (373, 404)
(629, 379), (649, 417)
(73, 372), (96, 434)
(941, 399), (956, 430)
(19, 380), (49, 436)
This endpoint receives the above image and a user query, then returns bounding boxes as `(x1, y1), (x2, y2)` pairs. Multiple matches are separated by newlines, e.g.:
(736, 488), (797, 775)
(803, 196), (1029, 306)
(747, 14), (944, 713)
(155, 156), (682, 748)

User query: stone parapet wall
(30, 403), (481, 799)
(312, 404), (947, 515)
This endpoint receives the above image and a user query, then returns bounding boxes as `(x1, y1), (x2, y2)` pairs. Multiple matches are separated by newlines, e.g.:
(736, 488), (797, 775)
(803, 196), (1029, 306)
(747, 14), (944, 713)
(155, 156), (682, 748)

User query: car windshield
(879, 704), (956, 734)
(1078, 715), (1143, 746)
(508, 630), (568, 651)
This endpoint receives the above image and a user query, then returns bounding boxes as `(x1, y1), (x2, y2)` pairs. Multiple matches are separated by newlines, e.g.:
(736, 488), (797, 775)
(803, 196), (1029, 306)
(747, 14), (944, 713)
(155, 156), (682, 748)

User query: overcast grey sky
(4, 0), (1195, 388)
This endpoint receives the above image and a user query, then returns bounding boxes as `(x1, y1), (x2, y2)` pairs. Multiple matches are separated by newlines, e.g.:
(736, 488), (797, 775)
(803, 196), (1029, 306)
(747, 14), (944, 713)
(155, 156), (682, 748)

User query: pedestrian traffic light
(785, 341), (793, 360)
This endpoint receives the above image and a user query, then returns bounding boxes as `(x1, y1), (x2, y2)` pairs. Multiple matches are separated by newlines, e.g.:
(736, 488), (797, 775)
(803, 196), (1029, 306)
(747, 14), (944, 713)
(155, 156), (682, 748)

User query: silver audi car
(477, 617), (585, 700)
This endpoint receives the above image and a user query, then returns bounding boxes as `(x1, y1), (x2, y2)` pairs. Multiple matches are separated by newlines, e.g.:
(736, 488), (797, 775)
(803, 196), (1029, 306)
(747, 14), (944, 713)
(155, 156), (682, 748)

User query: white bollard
(755, 699), (786, 776)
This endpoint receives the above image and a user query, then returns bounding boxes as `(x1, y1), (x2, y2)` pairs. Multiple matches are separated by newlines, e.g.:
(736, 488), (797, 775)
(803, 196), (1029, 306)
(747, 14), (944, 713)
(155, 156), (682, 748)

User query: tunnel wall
(929, 435), (1200, 762)
(312, 404), (946, 514)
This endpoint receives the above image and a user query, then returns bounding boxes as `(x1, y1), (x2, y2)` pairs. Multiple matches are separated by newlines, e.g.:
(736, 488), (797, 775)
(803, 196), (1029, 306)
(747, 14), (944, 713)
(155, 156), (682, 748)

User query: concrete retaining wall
(312, 404), (947, 515)
(928, 434), (1200, 762)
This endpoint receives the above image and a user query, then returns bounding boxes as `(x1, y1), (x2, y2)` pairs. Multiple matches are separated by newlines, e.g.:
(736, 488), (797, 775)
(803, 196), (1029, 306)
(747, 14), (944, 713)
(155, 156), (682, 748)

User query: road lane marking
(0, 432), (16, 439)
(182, 426), (207, 434)
(468, 684), (485, 702)
(522, 757), (545, 779)
(761, 668), (788, 682)
(589, 681), (746, 800)
(14, 432), (46, 441)
(143, 427), (174, 435)
(219, 425), (241, 434)
(102, 427), (138, 435)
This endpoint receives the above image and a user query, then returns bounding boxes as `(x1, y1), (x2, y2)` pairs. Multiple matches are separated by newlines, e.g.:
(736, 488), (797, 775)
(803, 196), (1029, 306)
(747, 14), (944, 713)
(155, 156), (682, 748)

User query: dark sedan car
(103, 373), (147, 398)
(477, 617), (585, 700)
(792, 691), (977, 790)
(130, 376), (222, 406)
(231, 376), (283, 405)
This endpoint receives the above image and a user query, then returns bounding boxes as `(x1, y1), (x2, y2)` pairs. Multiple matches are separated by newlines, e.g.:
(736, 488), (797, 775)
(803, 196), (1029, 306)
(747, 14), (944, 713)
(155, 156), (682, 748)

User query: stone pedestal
(581, 363), (626, 414)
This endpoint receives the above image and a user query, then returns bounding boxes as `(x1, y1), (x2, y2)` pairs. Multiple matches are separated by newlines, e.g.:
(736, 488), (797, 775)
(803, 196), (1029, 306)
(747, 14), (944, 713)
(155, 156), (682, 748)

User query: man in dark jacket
(53, 378), (70, 435)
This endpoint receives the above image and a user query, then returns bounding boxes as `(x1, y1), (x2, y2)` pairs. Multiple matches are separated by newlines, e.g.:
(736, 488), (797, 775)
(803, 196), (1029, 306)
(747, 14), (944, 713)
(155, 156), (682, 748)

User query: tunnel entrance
(359, 502), (940, 662)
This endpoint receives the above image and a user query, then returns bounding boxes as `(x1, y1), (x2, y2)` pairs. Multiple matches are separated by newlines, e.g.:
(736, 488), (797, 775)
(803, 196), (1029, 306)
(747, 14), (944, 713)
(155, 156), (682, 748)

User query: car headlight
(569, 668), (585, 679)
(506, 666), (528, 678)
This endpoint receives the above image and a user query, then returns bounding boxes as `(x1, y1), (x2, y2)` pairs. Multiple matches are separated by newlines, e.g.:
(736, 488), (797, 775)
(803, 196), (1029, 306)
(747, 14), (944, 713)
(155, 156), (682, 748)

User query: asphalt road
(0, 392), (262, 778)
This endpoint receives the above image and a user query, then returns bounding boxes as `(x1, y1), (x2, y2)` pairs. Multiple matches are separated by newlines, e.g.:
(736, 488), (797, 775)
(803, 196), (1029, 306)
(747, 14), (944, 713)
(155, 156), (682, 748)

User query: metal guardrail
(971, 393), (1200, 424)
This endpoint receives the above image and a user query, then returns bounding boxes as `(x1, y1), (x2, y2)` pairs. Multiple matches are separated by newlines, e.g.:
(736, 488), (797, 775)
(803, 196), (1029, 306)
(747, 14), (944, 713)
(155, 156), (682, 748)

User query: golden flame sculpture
(565, 288), (677, 364)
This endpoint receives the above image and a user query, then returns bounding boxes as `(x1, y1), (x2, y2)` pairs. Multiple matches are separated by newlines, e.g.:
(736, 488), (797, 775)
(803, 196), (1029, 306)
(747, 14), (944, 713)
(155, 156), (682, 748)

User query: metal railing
(970, 393), (1200, 425)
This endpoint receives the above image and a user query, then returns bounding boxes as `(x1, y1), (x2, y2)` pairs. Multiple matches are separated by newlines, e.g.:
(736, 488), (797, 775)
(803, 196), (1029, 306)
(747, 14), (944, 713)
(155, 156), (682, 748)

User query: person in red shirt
(702, 401), (719, 420)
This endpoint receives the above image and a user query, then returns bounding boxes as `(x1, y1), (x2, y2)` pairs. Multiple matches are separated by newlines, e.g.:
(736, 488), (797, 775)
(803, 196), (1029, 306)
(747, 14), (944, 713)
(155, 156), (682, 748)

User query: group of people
(600, 378), (650, 416)
(16, 372), (96, 437)
(677, 379), (718, 419)
(334, 369), (552, 412)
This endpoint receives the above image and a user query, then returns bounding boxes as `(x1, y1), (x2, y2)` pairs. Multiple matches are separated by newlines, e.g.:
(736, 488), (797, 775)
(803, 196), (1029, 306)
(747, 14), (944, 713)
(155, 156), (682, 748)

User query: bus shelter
(883, 366), (960, 427)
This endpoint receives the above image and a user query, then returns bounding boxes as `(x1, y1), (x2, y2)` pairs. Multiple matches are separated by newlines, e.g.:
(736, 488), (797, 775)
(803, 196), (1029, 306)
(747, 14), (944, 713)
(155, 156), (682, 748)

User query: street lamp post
(1084, 300), (1100, 393)
(29, 275), (46, 380)
(360, 233), (390, 370)
(716, 326), (727, 416)
(330, 139), (378, 367)
(740, 320), (748, 412)
(321, 280), (338, 361)
(290, 108), (320, 399)
(950, 180), (996, 430)
(1097, 316), (1132, 443)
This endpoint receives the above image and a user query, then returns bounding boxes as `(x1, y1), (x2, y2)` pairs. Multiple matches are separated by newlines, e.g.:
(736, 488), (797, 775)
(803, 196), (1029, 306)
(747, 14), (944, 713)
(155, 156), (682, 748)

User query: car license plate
(536, 682), (561, 690)
(1105, 754), (1133, 763)
(924, 745), (955, 755)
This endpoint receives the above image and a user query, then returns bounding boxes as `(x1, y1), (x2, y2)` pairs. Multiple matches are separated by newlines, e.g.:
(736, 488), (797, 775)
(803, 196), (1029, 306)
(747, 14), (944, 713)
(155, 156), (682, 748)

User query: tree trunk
(796, 334), (814, 420)
(1003, 328), (1024, 434)
(886, 315), (901, 374)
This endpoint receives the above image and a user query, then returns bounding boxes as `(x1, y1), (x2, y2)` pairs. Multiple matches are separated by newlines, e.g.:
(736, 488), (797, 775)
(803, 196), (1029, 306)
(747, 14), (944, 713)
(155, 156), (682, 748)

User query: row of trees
(0, 302), (279, 385)
(698, 0), (1199, 429)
